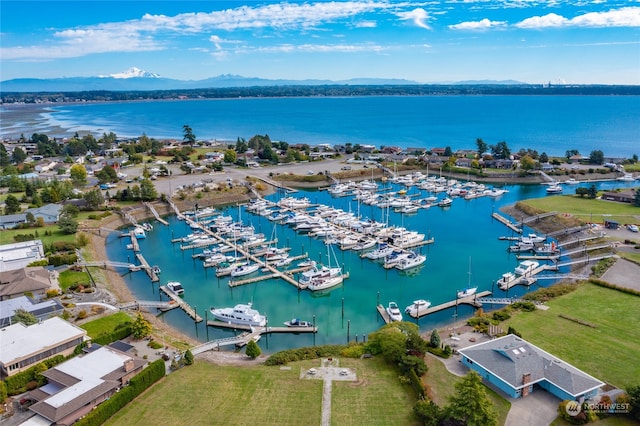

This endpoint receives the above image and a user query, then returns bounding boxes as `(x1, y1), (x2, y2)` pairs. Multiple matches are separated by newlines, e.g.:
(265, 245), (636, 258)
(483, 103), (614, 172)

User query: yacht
(617, 173), (636, 182)
(166, 281), (184, 296)
(209, 302), (266, 327)
(307, 274), (344, 291)
(284, 318), (314, 327)
(133, 227), (146, 239)
(437, 197), (453, 207)
(514, 260), (539, 276)
(395, 252), (426, 270)
(300, 263), (343, 285)
(404, 299), (431, 317)
(546, 184), (563, 194)
(230, 263), (261, 277)
(508, 241), (535, 253)
(365, 243), (394, 260)
(386, 302), (403, 322)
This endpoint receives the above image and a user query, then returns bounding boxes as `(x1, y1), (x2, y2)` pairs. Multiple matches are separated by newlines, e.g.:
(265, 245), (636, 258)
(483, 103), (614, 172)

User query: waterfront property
(458, 334), (604, 401)
(27, 345), (146, 425)
(0, 266), (55, 301)
(0, 240), (45, 271)
(0, 317), (88, 377)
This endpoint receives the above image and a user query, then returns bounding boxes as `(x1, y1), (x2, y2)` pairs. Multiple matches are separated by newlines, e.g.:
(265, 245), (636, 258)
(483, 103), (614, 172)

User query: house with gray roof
(458, 334), (603, 401)
(0, 295), (64, 327)
(0, 267), (53, 301)
(27, 346), (146, 425)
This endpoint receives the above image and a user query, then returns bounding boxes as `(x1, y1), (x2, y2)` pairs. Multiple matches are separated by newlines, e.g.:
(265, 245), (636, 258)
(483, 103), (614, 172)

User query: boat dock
(407, 290), (493, 319)
(128, 230), (140, 252)
(135, 253), (159, 282)
(192, 323), (317, 353)
(228, 272), (279, 287)
(144, 202), (169, 225)
(491, 212), (522, 233)
(376, 304), (391, 324)
(158, 286), (203, 322)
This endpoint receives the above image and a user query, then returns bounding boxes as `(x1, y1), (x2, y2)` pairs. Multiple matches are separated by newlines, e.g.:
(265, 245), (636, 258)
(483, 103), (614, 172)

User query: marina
(158, 285), (203, 322)
(405, 291), (493, 319)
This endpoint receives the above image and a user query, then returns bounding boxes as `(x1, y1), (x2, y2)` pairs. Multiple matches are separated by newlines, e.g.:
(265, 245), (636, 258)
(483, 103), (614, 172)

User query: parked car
(628, 224), (639, 232)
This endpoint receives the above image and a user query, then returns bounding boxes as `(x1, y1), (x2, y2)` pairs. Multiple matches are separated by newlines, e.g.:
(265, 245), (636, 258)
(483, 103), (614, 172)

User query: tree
(520, 155), (535, 171)
(235, 137), (248, 154)
(443, 146), (453, 157)
(634, 189), (640, 207)
(96, 165), (118, 183)
(4, 194), (21, 214)
(587, 184), (597, 199)
(0, 143), (10, 167)
(183, 349), (195, 365)
(627, 384), (640, 421)
(414, 399), (444, 426)
(429, 329), (441, 348)
(69, 164), (88, 188)
(491, 141), (510, 159)
(447, 370), (498, 426)
(131, 312), (152, 339)
(224, 149), (237, 164)
(183, 124), (196, 145)
(12, 308), (38, 326)
(476, 138), (488, 158)
(57, 212), (78, 234)
(83, 189), (105, 210)
(26, 212), (36, 225)
(565, 149), (579, 161)
(540, 152), (549, 163)
(588, 149), (604, 165)
(575, 187), (589, 198)
(11, 146), (27, 164)
(139, 178), (158, 201)
(245, 339), (261, 359)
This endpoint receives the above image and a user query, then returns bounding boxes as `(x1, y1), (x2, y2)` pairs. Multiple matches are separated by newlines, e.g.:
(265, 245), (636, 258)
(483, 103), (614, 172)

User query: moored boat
(209, 302), (266, 327)
(386, 302), (403, 322)
(395, 251), (426, 270)
(404, 299), (431, 316)
(497, 272), (517, 289)
(514, 260), (539, 276)
(284, 318), (314, 327)
(230, 262), (261, 277)
(166, 281), (184, 296)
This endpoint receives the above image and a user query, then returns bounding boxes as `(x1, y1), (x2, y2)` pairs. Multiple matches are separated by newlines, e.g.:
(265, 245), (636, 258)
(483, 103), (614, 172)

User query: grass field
(80, 312), (132, 338)
(423, 355), (511, 425)
(106, 357), (421, 426)
(520, 196), (640, 225)
(58, 269), (91, 291)
(504, 283), (640, 389)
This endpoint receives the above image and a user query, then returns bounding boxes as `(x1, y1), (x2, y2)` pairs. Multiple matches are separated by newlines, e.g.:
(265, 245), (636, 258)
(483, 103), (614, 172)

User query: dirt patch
(195, 350), (267, 366)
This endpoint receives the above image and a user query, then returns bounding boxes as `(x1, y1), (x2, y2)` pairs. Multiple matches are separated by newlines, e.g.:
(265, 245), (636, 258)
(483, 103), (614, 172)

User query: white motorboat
(209, 302), (266, 327)
(564, 178), (579, 185)
(508, 241), (534, 252)
(437, 197), (453, 207)
(521, 233), (546, 244)
(284, 318), (314, 327)
(497, 272), (517, 289)
(133, 227), (146, 239)
(546, 184), (563, 194)
(230, 263), (261, 277)
(395, 252), (426, 270)
(617, 173), (636, 182)
(514, 260), (539, 276)
(274, 256), (293, 268)
(386, 302), (403, 322)
(166, 281), (184, 296)
(404, 299), (431, 317)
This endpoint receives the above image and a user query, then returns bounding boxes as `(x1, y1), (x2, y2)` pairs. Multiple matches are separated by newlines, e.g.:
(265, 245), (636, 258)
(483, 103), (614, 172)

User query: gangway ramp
(144, 202), (169, 225)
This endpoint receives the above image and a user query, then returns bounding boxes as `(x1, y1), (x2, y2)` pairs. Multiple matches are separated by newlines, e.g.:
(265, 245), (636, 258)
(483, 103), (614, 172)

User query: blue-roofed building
(458, 334), (603, 401)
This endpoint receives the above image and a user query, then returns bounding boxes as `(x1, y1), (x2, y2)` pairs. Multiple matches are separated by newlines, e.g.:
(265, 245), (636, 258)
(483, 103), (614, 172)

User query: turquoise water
(105, 179), (637, 353)
(8, 95), (639, 158)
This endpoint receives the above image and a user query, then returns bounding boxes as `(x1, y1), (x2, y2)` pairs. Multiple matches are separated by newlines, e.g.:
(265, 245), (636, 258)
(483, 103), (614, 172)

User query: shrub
(340, 343), (365, 358)
(148, 340), (163, 350)
(265, 344), (347, 365)
(76, 310), (88, 320)
(492, 310), (511, 321)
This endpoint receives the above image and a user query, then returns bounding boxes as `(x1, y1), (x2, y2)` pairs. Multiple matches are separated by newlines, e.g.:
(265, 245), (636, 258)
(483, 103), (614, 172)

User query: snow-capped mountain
(102, 67), (160, 79)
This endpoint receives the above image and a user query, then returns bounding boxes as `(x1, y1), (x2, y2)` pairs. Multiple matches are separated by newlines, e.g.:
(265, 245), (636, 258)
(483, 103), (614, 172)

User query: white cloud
(397, 8), (432, 29)
(354, 21), (378, 28)
(515, 7), (640, 29)
(449, 18), (507, 30)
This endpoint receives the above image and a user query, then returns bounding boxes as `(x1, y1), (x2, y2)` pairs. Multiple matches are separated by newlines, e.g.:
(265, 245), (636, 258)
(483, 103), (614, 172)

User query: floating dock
(407, 290), (492, 319)
(135, 253), (159, 282)
(376, 304), (391, 324)
(128, 230), (140, 252)
(192, 323), (317, 352)
(491, 212), (522, 233)
(159, 286), (203, 322)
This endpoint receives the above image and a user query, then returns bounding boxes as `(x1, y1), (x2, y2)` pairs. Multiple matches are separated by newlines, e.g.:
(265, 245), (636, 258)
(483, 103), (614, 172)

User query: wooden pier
(229, 273), (280, 287)
(144, 202), (169, 225)
(407, 290), (492, 319)
(159, 286), (203, 322)
(128, 231), (140, 252)
(135, 253), (159, 282)
(192, 323), (316, 353)
(491, 212), (523, 233)
(376, 304), (391, 324)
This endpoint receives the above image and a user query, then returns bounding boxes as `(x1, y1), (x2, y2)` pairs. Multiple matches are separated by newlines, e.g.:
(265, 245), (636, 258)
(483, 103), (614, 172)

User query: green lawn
(106, 357), (423, 426)
(58, 269), (92, 291)
(504, 283), (640, 389)
(0, 225), (77, 246)
(520, 196), (640, 224)
(423, 355), (511, 426)
(80, 312), (132, 338)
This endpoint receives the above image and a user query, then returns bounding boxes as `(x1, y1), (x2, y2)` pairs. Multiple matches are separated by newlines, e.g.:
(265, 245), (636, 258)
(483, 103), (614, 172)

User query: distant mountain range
(0, 67), (526, 92)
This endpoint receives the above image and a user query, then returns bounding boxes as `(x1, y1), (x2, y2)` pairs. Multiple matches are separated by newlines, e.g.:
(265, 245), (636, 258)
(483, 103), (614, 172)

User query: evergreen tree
(245, 339), (261, 359)
(139, 178), (158, 201)
(446, 371), (498, 426)
(429, 329), (441, 348)
(588, 184), (598, 199)
(4, 194), (21, 214)
(476, 138), (488, 158)
(182, 124), (196, 145)
(0, 143), (10, 167)
(12, 309), (38, 325)
(57, 212), (79, 234)
(184, 349), (195, 365)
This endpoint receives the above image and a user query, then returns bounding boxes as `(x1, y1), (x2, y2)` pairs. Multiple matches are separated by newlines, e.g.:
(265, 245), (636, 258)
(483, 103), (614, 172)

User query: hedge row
(48, 253), (78, 266)
(74, 359), (166, 426)
(589, 278), (640, 297)
(4, 355), (65, 396)
(265, 344), (348, 365)
(92, 324), (133, 346)
(407, 368), (426, 398)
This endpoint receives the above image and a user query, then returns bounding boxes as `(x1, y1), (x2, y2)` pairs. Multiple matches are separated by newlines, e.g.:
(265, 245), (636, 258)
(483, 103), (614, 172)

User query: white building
(0, 240), (45, 272)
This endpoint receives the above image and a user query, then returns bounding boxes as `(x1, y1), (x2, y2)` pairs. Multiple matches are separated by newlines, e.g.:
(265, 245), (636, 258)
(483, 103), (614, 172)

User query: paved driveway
(505, 390), (562, 426)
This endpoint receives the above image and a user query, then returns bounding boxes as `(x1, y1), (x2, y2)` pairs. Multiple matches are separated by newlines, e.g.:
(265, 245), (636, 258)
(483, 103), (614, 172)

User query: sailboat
(306, 240), (344, 291)
(457, 257), (478, 298)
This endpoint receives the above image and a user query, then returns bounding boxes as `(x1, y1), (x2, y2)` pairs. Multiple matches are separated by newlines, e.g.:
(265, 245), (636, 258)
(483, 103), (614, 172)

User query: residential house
(0, 240), (45, 271)
(459, 334), (603, 401)
(0, 266), (54, 300)
(431, 147), (447, 156)
(0, 317), (88, 378)
(27, 203), (63, 223)
(28, 346), (146, 425)
(0, 295), (65, 327)
(601, 189), (636, 204)
(0, 213), (28, 230)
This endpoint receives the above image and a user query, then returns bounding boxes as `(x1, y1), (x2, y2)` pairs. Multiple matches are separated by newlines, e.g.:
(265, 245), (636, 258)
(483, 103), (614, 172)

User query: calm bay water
(3, 95), (639, 158)
(105, 179), (636, 353)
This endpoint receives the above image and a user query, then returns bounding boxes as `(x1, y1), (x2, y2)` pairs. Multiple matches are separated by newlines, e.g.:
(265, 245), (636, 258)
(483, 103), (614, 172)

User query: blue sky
(1, 1), (639, 84)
